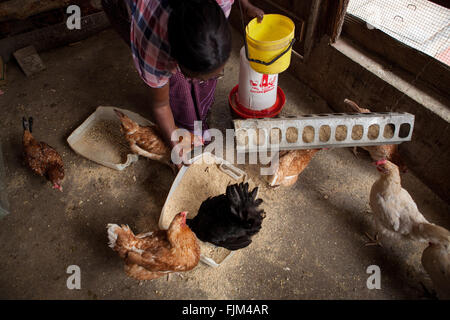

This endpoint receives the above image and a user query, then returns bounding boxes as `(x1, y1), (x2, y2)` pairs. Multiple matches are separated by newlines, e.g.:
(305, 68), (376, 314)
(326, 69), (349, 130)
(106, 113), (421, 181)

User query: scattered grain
(73, 120), (130, 164)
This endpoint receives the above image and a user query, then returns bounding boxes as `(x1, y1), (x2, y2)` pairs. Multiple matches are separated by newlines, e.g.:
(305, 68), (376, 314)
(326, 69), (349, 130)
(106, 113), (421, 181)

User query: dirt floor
(0, 27), (449, 300)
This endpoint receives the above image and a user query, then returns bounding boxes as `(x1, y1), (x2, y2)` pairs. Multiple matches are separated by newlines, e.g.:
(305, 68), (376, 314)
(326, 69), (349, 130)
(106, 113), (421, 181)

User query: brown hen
(267, 149), (321, 187)
(22, 117), (64, 191)
(114, 110), (202, 172)
(343, 99), (407, 173)
(107, 212), (200, 280)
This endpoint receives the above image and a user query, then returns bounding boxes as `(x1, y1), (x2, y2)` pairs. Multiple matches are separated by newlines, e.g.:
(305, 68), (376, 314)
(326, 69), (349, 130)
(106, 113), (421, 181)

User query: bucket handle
(237, 0), (296, 67)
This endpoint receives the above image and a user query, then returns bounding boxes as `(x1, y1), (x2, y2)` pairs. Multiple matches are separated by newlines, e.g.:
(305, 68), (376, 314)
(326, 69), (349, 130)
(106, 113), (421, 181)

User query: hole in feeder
(270, 128), (282, 144)
(335, 125), (347, 141)
(368, 124), (380, 140)
(319, 125), (331, 142)
(235, 129), (248, 146)
(286, 127), (298, 143)
(352, 125), (364, 140)
(383, 124), (395, 139)
(251, 128), (266, 146)
(302, 126), (314, 143)
(399, 123), (411, 138)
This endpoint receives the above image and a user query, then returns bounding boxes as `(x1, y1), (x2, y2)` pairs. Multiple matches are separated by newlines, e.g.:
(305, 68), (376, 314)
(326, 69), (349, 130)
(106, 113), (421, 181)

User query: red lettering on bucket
(261, 74), (269, 88)
(250, 75), (277, 94)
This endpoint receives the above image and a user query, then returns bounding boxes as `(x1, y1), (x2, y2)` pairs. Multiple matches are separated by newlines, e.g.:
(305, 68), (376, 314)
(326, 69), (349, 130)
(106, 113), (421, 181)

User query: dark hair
(168, 0), (231, 74)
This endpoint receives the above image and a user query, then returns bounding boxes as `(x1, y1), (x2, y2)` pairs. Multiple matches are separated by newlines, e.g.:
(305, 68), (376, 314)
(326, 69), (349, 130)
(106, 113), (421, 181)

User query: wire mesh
(347, 0), (450, 66)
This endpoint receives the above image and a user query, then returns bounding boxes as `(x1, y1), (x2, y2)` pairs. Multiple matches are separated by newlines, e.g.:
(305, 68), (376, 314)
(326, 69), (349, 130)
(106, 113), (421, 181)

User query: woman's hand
(147, 84), (205, 171)
(170, 131), (204, 170)
(242, 0), (264, 22)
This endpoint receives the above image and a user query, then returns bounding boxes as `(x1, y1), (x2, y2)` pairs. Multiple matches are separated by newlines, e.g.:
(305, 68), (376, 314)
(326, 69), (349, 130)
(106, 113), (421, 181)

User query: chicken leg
(364, 232), (383, 248)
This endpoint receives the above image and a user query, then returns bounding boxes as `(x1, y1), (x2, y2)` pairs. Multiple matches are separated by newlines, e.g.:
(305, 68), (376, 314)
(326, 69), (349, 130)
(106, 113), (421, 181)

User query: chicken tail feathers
(190, 183), (265, 251)
(413, 223), (450, 246)
(22, 116), (33, 133)
(226, 182), (265, 226)
(107, 223), (120, 249)
(107, 223), (137, 253)
(343, 99), (370, 113)
(22, 117), (35, 146)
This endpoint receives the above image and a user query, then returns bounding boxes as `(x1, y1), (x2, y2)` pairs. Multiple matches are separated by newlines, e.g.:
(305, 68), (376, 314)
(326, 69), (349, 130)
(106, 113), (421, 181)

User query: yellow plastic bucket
(245, 14), (295, 74)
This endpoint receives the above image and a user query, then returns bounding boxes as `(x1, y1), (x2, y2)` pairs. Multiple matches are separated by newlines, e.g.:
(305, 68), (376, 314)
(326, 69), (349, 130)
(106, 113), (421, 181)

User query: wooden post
(0, 12), (110, 62)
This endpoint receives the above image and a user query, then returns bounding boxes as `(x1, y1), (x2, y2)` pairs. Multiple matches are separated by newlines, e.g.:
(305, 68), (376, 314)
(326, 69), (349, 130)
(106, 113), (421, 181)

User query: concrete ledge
(332, 38), (450, 123)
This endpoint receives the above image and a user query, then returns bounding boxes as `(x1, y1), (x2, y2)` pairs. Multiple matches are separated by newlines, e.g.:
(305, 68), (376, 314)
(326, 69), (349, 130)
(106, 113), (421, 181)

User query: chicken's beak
(376, 165), (389, 175)
(373, 159), (389, 174)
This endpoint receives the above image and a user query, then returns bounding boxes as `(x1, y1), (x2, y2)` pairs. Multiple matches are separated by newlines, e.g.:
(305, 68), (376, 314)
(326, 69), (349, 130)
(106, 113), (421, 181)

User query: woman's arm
(147, 83), (178, 148)
(148, 84), (202, 168)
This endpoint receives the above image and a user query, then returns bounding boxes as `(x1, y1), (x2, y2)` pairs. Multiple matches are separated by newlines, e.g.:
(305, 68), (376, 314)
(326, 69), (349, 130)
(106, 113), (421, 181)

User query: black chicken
(187, 182), (265, 250)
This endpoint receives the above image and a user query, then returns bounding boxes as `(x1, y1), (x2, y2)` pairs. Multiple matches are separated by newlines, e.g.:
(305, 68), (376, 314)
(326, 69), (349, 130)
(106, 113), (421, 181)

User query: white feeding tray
(67, 106), (154, 170)
(234, 112), (414, 153)
(159, 152), (249, 267)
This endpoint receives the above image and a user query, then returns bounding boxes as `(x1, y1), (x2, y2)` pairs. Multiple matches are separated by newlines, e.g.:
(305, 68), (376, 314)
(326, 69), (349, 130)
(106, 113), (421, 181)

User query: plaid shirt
(126, 0), (234, 88)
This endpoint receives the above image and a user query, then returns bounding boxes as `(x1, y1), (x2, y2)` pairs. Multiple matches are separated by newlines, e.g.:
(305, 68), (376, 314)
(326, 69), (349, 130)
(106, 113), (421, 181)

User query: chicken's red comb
(374, 159), (387, 166)
(52, 183), (63, 192)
